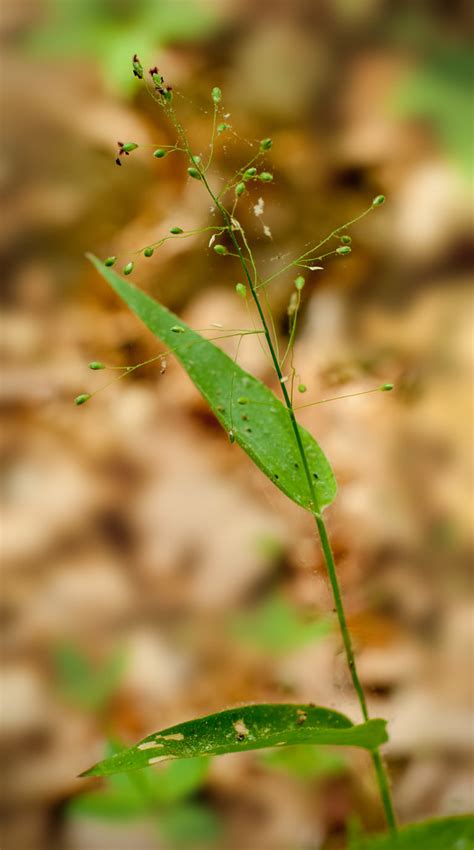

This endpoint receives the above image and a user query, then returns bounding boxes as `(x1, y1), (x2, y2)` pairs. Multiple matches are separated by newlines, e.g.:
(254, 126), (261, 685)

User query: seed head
(187, 167), (201, 180)
(170, 226), (184, 235)
(132, 54), (143, 80)
(260, 138), (273, 151)
(214, 244), (228, 256)
(104, 256), (116, 267)
(259, 172), (273, 182)
(294, 276), (305, 291)
(211, 87), (222, 104)
(143, 247), (154, 257)
(236, 182), (245, 196)
(380, 383), (394, 392)
(88, 361), (105, 371)
(336, 246), (351, 255)
(235, 283), (247, 298)
(123, 261), (134, 275)
(372, 194), (386, 207)
(153, 148), (167, 159)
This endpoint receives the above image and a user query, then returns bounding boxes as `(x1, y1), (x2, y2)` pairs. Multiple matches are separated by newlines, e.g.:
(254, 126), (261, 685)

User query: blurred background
(1, 1), (473, 848)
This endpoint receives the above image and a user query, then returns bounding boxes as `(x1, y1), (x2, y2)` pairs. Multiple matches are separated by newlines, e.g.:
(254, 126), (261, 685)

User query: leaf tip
(78, 763), (102, 779)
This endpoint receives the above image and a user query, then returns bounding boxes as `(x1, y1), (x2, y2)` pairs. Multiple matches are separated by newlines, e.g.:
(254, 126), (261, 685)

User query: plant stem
(181, 135), (397, 833)
(315, 516), (397, 832)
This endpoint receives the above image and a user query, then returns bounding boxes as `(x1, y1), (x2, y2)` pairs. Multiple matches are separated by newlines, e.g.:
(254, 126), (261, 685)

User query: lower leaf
(80, 703), (388, 777)
(350, 815), (474, 850)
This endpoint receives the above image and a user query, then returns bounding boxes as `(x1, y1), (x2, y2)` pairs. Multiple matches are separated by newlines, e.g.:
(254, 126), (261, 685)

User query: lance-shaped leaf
(350, 815), (474, 850)
(87, 255), (337, 511)
(80, 703), (388, 777)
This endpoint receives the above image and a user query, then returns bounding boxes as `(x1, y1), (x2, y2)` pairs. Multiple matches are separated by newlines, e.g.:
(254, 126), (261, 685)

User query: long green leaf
(87, 255), (337, 511)
(350, 815), (474, 850)
(81, 703), (387, 777)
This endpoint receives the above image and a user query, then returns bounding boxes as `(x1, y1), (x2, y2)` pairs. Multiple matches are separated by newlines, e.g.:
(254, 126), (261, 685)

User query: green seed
(187, 167), (201, 180)
(228, 430), (235, 444)
(121, 143), (138, 153)
(260, 138), (273, 151)
(259, 172), (273, 182)
(214, 244), (228, 255)
(171, 325), (185, 333)
(170, 227), (184, 234)
(104, 256), (116, 267)
(236, 182), (245, 196)
(88, 361), (105, 371)
(235, 283), (247, 298)
(153, 148), (167, 159)
(237, 397), (249, 405)
(372, 194), (386, 206)
(143, 247), (154, 257)
(294, 276), (305, 291)
(336, 246), (351, 255)
(211, 86), (222, 104)
(298, 384), (307, 393)
(340, 235), (352, 244)
(123, 262), (134, 275)
(74, 393), (91, 406)
(243, 167), (257, 179)
(380, 383), (394, 392)
(217, 122), (230, 134)
(191, 155), (201, 165)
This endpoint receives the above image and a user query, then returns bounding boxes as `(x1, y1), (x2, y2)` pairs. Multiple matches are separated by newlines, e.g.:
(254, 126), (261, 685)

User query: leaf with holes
(87, 255), (337, 511)
(80, 703), (388, 777)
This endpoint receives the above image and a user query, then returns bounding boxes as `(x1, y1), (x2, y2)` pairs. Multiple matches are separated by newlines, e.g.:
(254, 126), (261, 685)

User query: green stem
(178, 126), (397, 833)
(315, 516), (397, 832)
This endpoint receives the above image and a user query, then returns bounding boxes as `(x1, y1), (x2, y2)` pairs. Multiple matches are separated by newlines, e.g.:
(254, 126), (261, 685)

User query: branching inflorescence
(79, 59), (400, 832)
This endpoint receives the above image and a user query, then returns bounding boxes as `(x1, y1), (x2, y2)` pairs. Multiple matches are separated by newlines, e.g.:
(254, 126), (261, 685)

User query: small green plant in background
(53, 642), (126, 714)
(229, 593), (332, 656)
(72, 746), (220, 848)
(76, 60), (474, 848)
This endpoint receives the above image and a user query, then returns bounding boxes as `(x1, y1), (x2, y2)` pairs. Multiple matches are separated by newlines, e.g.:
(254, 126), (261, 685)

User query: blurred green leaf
(349, 815), (474, 850)
(81, 704), (388, 777)
(159, 802), (222, 848)
(73, 741), (210, 825)
(393, 47), (473, 177)
(261, 744), (346, 780)
(69, 788), (148, 820)
(53, 643), (126, 712)
(149, 757), (210, 805)
(25, 0), (221, 93)
(230, 594), (332, 655)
